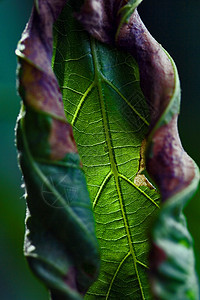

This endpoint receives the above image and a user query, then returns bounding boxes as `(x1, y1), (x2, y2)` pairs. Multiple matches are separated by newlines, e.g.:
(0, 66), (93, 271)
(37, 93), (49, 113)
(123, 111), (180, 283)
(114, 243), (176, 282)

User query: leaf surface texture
(53, 3), (160, 298)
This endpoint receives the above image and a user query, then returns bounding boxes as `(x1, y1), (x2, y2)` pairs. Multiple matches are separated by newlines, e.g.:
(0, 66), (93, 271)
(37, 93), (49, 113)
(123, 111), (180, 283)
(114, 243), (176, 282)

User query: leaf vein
(105, 252), (131, 300)
(71, 81), (95, 126)
(93, 171), (112, 209)
(101, 73), (149, 126)
(91, 37), (146, 300)
(119, 173), (160, 208)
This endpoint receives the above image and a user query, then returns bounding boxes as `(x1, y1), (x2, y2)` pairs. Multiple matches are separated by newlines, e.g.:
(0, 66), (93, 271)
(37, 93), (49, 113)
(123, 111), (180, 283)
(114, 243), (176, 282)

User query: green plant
(16, 0), (199, 299)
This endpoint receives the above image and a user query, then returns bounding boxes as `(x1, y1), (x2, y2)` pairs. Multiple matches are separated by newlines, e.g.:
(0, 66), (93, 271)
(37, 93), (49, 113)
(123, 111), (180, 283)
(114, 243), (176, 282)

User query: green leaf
(53, 2), (160, 298)
(16, 1), (100, 299)
(16, 0), (199, 299)
(53, 1), (199, 299)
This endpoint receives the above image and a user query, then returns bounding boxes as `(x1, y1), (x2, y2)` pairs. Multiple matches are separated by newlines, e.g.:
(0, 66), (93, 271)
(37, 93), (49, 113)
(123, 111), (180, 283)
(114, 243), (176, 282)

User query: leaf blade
(53, 2), (160, 298)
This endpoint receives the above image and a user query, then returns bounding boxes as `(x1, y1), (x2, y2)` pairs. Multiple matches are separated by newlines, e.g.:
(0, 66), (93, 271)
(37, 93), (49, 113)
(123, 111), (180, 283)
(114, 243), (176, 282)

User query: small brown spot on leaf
(134, 139), (155, 189)
(134, 174), (155, 189)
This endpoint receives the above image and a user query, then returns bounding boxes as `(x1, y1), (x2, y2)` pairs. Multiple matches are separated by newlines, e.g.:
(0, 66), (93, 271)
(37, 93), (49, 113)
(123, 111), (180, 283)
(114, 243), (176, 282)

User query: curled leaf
(15, 0), (199, 299)
(16, 1), (100, 299)
(77, 0), (199, 298)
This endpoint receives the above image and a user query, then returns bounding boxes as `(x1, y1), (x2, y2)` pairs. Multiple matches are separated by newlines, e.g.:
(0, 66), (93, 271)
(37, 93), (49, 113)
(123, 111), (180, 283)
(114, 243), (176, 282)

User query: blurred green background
(0, 0), (199, 299)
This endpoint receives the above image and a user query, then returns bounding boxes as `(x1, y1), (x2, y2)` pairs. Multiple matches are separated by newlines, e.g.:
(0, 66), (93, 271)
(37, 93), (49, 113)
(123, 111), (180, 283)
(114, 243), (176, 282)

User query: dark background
(0, 0), (199, 299)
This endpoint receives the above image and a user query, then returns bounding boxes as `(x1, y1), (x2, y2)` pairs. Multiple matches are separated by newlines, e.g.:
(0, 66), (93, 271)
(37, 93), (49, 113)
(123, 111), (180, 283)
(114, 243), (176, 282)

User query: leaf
(16, 0), (199, 299)
(76, 1), (200, 299)
(53, 0), (199, 299)
(15, 1), (100, 299)
(53, 2), (160, 299)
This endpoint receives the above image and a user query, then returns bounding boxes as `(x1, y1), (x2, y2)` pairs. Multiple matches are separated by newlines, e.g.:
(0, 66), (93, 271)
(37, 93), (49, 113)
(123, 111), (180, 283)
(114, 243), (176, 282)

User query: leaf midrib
(90, 37), (145, 300)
